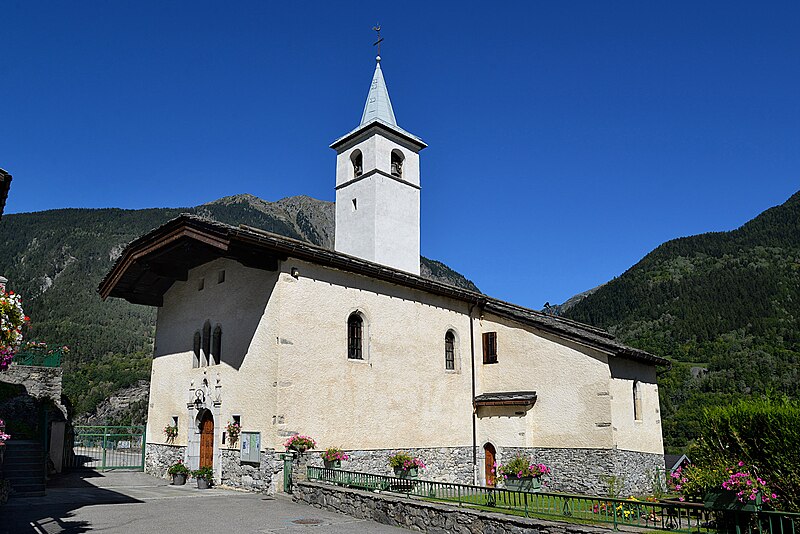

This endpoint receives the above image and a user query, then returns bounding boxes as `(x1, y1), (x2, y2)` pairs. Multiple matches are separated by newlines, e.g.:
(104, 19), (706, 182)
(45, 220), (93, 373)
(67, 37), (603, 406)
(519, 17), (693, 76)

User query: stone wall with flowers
(296, 447), (474, 485)
(145, 443), (185, 479)
(501, 446), (663, 496)
(294, 480), (621, 534)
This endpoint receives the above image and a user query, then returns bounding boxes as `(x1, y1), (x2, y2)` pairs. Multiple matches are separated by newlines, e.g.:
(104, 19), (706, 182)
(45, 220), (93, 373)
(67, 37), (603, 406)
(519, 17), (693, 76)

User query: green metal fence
(13, 346), (66, 367)
(307, 467), (800, 534)
(67, 426), (145, 471)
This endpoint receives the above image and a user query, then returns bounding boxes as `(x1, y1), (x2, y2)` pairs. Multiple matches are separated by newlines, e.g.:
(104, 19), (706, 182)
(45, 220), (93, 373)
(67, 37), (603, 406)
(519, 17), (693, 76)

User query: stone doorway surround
(186, 373), (223, 482)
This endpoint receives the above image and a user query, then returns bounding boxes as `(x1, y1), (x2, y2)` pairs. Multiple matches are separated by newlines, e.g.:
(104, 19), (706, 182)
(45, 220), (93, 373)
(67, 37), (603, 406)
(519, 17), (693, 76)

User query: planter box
(171, 473), (187, 486)
(393, 467), (419, 479)
(704, 489), (761, 512)
(504, 476), (542, 492)
(323, 459), (341, 469)
(196, 478), (211, 489)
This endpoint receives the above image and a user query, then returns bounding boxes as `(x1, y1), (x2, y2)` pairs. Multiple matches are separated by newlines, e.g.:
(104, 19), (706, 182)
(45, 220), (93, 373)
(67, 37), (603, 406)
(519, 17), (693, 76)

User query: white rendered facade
(104, 55), (666, 497)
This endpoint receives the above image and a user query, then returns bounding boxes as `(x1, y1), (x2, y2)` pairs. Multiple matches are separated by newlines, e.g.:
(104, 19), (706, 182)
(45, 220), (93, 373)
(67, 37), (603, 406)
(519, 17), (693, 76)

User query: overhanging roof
(0, 169), (12, 220)
(474, 391), (537, 407)
(99, 214), (668, 366)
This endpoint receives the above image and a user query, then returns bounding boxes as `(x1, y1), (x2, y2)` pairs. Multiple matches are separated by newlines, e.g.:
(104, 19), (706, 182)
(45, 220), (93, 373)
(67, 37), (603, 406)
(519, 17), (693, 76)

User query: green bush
(691, 396), (800, 511)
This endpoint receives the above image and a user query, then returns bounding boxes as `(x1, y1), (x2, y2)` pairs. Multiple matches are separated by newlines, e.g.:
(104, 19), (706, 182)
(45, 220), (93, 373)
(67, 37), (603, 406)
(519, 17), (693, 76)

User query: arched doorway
(199, 411), (214, 469)
(484, 443), (496, 487)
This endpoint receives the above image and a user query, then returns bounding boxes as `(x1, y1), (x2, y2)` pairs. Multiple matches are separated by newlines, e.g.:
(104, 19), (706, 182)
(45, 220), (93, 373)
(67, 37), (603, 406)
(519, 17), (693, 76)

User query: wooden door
(484, 443), (496, 487)
(199, 411), (214, 468)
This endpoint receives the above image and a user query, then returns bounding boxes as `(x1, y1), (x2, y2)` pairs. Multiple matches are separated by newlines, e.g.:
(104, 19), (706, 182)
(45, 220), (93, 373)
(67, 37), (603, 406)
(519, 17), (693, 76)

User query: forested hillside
(564, 191), (800, 451)
(0, 194), (478, 419)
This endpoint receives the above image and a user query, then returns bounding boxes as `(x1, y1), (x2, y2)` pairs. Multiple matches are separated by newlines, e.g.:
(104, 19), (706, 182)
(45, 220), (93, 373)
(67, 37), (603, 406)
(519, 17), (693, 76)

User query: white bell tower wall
(334, 129), (421, 275)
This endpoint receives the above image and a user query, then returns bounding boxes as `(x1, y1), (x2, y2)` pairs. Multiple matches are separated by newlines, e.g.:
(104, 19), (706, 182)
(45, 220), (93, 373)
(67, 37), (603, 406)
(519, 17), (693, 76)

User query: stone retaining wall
(145, 443), (186, 479)
(303, 447), (475, 485)
(2, 364), (63, 404)
(501, 447), (663, 496)
(219, 448), (282, 494)
(294, 480), (618, 534)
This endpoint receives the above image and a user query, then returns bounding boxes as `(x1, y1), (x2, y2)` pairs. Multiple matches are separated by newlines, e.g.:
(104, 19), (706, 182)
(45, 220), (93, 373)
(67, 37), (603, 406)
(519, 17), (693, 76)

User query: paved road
(1, 471), (408, 533)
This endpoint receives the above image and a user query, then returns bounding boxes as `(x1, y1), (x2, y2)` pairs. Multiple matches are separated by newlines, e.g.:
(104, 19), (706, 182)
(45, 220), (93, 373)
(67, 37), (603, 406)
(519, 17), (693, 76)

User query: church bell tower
(331, 53), (426, 275)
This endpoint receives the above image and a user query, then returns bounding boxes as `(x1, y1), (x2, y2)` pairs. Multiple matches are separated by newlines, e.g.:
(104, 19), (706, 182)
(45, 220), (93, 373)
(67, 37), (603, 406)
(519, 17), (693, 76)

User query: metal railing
(308, 467), (800, 534)
(13, 346), (66, 367)
(67, 426), (145, 471)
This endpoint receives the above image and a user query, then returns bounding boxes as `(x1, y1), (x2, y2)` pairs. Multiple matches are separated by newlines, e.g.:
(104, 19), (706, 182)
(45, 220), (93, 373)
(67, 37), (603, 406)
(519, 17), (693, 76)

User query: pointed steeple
(360, 57), (397, 126)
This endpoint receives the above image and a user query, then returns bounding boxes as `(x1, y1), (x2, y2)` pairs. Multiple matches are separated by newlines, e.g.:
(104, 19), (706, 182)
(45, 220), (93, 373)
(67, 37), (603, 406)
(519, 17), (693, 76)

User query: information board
(240, 431), (261, 464)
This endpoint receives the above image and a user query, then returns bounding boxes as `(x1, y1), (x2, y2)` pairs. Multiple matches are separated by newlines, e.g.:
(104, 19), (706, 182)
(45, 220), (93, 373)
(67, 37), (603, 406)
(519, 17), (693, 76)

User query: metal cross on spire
(372, 24), (383, 57)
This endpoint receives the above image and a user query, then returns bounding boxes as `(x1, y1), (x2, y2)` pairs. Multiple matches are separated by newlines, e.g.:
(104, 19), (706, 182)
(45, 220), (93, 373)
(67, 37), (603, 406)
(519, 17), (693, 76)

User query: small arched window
(192, 332), (201, 368)
(445, 331), (455, 370)
(212, 326), (222, 366)
(390, 149), (404, 178)
(347, 313), (364, 360)
(633, 381), (643, 421)
(201, 322), (211, 367)
(351, 150), (363, 178)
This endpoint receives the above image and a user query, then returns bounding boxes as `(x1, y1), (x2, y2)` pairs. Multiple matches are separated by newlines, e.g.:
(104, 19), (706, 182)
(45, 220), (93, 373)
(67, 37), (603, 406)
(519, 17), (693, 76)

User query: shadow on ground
(2, 470), (142, 534)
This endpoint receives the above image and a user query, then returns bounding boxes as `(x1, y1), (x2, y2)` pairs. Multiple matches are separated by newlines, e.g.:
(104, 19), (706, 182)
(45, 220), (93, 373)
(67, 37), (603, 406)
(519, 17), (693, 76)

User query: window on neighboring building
(212, 326), (222, 366)
(347, 313), (363, 360)
(193, 332), (201, 368)
(198, 278), (205, 291)
(218, 270), (225, 284)
(202, 322), (211, 366)
(390, 149), (404, 177)
(482, 332), (498, 364)
(445, 331), (455, 370)
(351, 150), (363, 178)
(633, 381), (643, 421)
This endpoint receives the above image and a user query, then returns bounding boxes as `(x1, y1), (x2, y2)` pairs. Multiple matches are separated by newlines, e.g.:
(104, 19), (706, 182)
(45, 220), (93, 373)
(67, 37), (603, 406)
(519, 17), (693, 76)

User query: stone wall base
(144, 443), (186, 479)
(295, 480), (618, 534)
(144, 442), (661, 498)
(219, 448), (282, 494)
(304, 446), (475, 485)
(501, 447), (663, 496)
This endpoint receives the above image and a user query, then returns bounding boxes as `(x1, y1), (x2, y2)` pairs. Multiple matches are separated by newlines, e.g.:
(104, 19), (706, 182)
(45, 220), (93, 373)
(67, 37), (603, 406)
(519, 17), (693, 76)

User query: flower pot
(393, 466), (419, 479)
(703, 489), (761, 512)
(196, 477), (211, 489)
(504, 475), (542, 492)
(171, 473), (187, 486)
(323, 459), (341, 469)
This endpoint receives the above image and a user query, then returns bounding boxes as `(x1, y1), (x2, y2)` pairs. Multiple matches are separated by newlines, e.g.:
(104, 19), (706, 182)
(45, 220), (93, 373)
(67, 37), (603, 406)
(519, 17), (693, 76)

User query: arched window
(212, 326), (222, 366)
(390, 149), (404, 177)
(445, 331), (455, 370)
(633, 381), (643, 421)
(347, 313), (363, 360)
(193, 332), (201, 368)
(201, 322), (211, 367)
(351, 150), (363, 178)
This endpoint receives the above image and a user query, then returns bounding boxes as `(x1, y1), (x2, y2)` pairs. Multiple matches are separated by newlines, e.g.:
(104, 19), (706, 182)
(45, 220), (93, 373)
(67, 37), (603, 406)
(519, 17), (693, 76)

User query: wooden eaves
(99, 214), (669, 367)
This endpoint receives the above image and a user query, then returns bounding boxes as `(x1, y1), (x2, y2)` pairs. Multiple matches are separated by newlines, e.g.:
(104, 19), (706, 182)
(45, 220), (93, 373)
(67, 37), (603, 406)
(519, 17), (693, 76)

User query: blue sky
(2, 1), (798, 309)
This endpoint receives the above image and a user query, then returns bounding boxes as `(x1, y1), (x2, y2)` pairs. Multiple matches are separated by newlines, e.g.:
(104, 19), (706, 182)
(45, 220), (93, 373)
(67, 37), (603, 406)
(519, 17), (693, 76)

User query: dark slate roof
(665, 453), (689, 472)
(0, 169), (11, 220)
(99, 214), (668, 367)
(474, 392), (537, 407)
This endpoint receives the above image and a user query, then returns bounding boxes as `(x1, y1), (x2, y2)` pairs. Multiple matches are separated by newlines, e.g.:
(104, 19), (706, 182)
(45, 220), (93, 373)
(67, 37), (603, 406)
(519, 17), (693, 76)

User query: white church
(100, 54), (666, 496)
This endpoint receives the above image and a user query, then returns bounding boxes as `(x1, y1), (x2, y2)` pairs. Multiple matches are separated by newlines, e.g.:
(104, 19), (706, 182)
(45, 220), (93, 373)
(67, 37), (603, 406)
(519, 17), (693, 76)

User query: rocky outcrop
(74, 380), (149, 426)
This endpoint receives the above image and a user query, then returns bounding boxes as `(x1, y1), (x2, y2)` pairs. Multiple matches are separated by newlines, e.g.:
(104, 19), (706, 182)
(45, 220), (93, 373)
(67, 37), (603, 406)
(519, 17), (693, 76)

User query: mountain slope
(564, 191), (800, 450)
(0, 195), (478, 417)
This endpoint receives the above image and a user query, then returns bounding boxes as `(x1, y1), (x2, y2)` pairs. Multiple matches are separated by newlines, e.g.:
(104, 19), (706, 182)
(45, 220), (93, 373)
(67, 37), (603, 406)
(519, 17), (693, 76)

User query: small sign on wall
(240, 431), (261, 464)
